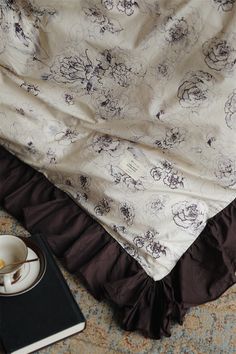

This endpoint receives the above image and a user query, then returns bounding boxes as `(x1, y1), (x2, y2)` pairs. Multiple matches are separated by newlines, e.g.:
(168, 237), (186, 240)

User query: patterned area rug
(0, 207), (235, 354)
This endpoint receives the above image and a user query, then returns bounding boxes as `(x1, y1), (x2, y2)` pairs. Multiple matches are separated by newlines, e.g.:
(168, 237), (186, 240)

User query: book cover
(0, 234), (85, 354)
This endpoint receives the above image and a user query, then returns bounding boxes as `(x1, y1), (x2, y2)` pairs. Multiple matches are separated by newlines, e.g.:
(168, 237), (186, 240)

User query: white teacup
(0, 235), (28, 293)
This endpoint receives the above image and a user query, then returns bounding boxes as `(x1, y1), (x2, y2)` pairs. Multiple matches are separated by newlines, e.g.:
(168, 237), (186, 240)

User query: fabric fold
(0, 146), (235, 339)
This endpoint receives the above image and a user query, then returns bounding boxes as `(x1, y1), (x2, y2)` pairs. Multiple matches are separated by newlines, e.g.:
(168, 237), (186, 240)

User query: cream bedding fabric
(0, 0), (236, 280)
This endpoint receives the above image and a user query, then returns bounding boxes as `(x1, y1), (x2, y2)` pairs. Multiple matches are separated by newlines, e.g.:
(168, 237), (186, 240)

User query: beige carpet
(0, 207), (235, 354)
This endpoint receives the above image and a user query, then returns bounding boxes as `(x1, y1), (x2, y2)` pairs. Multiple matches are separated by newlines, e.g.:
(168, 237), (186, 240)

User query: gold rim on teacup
(0, 235), (28, 292)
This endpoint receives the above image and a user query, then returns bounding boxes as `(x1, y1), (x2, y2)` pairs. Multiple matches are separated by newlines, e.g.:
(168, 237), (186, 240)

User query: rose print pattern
(55, 128), (80, 145)
(20, 82), (40, 96)
(25, 141), (37, 155)
(0, 1), (56, 57)
(79, 175), (91, 192)
(16, 108), (25, 116)
(172, 201), (207, 234)
(160, 8), (201, 53)
(202, 37), (236, 72)
(75, 191), (88, 202)
(92, 135), (120, 154)
(112, 224), (127, 234)
(133, 229), (167, 259)
(154, 127), (186, 150)
(123, 242), (137, 257)
(163, 172), (184, 189)
(177, 71), (215, 109)
(117, 0), (138, 16)
(225, 90), (236, 130)
(49, 46), (144, 94)
(0, 7), (9, 54)
(150, 167), (162, 181)
(213, 0), (236, 11)
(146, 196), (167, 216)
(94, 90), (127, 120)
(146, 241), (167, 259)
(46, 148), (57, 164)
(64, 93), (74, 105)
(100, 48), (146, 88)
(110, 62), (133, 88)
(50, 48), (107, 93)
(102, 0), (114, 11)
(119, 202), (135, 225)
(163, 16), (189, 43)
(150, 160), (184, 189)
(214, 157), (236, 187)
(94, 198), (112, 215)
(83, 6), (122, 34)
(44, 120), (79, 145)
(102, 0), (138, 16)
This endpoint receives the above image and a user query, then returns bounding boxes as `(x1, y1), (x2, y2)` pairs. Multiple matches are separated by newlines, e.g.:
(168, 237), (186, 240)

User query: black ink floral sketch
(92, 135), (120, 154)
(102, 0), (114, 11)
(16, 108), (25, 116)
(213, 0), (236, 12)
(46, 148), (57, 164)
(163, 16), (189, 43)
(75, 192), (88, 202)
(110, 165), (144, 191)
(79, 175), (91, 192)
(112, 224), (127, 234)
(146, 196), (167, 216)
(155, 127), (185, 150)
(133, 229), (167, 259)
(26, 141), (37, 155)
(202, 37), (236, 72)
(94, 198), (112, 215)
(0, 7), (10, 54)
(119, 202), (135, 225)
(64, 93), (74, 105)
(110, 62), (133, 87)
(225, 89), (236, 130)
(101, 49), (145, 88)
(157, 63), (169, 77)
(123, 242), (137, 257)
(20, 82), (40, 96)
(0, 1), (55, 56)
(214, 157), (236, 187)
(94, 90), (126, 120)
(102, 0), (138, 16)
(163, 172), (184, 189)
(50, 48), (107, 93)
(55, 128), (80, 145)
(83, 6), (122, 34)
(117, 0), (138, 16)
(44, 121), (80, 145)
(146, 241), (167, 259)
(160, 9), (200, 52)
(177, 71), (215, 109)
(150, 160), (184, 189)
(172, 201), (207, 234)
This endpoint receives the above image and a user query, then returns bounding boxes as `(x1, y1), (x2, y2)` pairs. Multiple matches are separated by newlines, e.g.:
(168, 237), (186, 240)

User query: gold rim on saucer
(0, 237), (47, 297)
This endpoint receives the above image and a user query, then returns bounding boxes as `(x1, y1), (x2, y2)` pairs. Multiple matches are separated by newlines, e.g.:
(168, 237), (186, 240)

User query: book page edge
(10, 322), (86, 354)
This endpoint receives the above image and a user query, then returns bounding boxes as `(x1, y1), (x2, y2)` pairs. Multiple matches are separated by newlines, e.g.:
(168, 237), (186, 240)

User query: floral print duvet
(0, 0), (236, 281)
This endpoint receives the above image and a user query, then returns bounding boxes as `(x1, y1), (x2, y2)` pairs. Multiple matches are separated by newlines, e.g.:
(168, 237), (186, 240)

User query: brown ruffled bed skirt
(0, 146), (235, 339)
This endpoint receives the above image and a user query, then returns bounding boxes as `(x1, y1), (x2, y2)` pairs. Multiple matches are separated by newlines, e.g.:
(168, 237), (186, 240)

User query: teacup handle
(3, 274), (12, 293)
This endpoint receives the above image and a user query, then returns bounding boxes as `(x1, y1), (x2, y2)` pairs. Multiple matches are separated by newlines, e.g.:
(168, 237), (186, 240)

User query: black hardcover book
(0, 234), (85, 354)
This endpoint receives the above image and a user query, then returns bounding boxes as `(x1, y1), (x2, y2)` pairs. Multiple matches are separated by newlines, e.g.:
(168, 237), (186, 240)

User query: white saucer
(0, 238), (46, 296)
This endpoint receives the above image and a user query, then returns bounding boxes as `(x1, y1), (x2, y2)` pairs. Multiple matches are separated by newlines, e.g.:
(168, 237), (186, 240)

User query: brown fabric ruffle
(0, 146), (235, 339)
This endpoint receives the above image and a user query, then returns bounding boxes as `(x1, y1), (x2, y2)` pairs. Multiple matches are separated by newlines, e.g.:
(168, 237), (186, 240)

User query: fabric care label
(119, 151), (146, 180)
